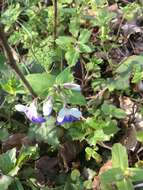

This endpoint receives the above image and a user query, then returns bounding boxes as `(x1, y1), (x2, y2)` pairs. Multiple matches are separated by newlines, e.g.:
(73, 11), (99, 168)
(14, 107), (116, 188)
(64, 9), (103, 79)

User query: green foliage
(1, 1), (143, 190)
(29, 117), (59, 148)
(85, 146), (102, 163)
(101, 101), (127, 119)
(108, 55), (143, 91)
(0, 175), (13, 190)
(26, 73), (56, 96)
(0, 148), (17, 174)
(100, 143), (143, 190)
(1, 3), (21, 31)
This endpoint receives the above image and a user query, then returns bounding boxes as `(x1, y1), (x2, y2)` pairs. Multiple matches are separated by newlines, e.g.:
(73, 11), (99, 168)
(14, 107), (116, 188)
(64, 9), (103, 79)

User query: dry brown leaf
(2, 133), (26, 152)
(121, 22), (143, 38)
(58, 141), (84, 172)
(99, 160), (112, 174)
(119, 96), (136, 116)
(35, 156), (58, 185)
(92, 176), (100, 190)
(121, 124), (138, 151)
(92, 160), (112, 190)
(2, 133), (35, 152)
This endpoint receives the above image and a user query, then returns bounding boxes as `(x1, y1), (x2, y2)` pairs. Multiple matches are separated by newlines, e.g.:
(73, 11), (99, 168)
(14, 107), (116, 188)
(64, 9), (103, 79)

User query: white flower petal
(43, 97), (53, 116)
(63, 83), (81, 91)
(26, 101), (38, 120)
(15, 104), (27, 112)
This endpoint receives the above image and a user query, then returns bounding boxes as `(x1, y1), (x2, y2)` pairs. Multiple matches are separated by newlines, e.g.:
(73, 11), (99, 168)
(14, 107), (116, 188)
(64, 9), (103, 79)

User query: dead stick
(53, 0), (57, 47)
(0, 23), (37, 98)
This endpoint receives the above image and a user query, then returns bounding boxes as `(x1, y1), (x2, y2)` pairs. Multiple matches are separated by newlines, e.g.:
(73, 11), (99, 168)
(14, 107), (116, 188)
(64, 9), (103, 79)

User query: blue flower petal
(31, 116), (46, 123)
(57, 115), (79, 125)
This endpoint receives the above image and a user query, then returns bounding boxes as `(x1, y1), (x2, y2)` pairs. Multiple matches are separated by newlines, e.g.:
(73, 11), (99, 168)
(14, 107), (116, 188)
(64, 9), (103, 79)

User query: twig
(53, 0), (58, 47)
(0, 23), (37, 98)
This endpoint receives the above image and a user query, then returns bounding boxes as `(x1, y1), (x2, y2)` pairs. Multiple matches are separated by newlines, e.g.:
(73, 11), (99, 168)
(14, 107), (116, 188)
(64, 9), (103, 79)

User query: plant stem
(0, 23), (37, 98)
(53, 0), (58, 47)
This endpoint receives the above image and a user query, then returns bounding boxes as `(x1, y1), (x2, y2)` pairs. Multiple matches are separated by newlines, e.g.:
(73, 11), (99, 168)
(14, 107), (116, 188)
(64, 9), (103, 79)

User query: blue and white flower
(57, 107), (82, 125)
(15, 101), (46, 124)
(63, 83), (81, 91)
(43, 96), (53, 116)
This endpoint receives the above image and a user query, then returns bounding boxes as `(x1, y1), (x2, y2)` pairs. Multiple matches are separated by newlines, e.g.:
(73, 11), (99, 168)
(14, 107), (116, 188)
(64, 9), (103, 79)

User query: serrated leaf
(56, 36), (74, 50)
(1, 3), (21, 31)
(88, 129), (110, 146)
(69, 17), (80, 37)
(56, 67), (74, 84)
(26, 73), (55, 96)
(65, 49), (79, 66)
(78, 43), (92, 53)
(112, 55), (143, 90)
(33, 118), (59, 148)
(78, 29), (91, 44)
(101, 102), (126, 119)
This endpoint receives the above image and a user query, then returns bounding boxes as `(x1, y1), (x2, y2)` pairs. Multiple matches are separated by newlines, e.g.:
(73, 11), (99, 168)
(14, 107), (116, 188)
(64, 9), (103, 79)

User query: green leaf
(107, 74), (130, 91)
(69, 17), (80, 37)
(83, 180), (92, 190)
(136, 131), (143, 142)
(26, 72), (55, 96)
(101, 102), (126, 119)
(78, 43), (92, 53)
(0, 175), (13, 190)
(103, 119), (119, 135)
(32, 117), (59, 148)
(16, 146), (38, 168)
(128, 168), (143, 182)
(100, 168), (124, 184)
(78, 29), (91, 44)
(85, 147), (102, 163)
(0, 148), (16, 174)
(110, 55), (143, 90)
(10, 178), (24, 190)
(132, 64), (142, 83)
(68, 123), (87, 141)
(117, 178), (134, 190)
(71, 169), (80, 181)
(0, 53), (6, 70)
(56, 36), (75, 50)
(112, 143), (128, 170)
(67, 91), (86, 105)
(56, 67), (74, 84)
(0, 128), (9, 141)
(88, 129), (110, 146)
(1, 3), (21, 30)
(65, 49), (80, 66)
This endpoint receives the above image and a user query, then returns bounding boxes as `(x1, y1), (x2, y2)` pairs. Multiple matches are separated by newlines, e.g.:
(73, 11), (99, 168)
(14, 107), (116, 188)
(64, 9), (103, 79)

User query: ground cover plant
(1, 0), (143, 189)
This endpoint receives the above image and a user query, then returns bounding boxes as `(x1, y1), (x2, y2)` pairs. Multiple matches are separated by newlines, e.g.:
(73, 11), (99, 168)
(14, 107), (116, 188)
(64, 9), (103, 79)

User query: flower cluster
(15, 83), (82, 125)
